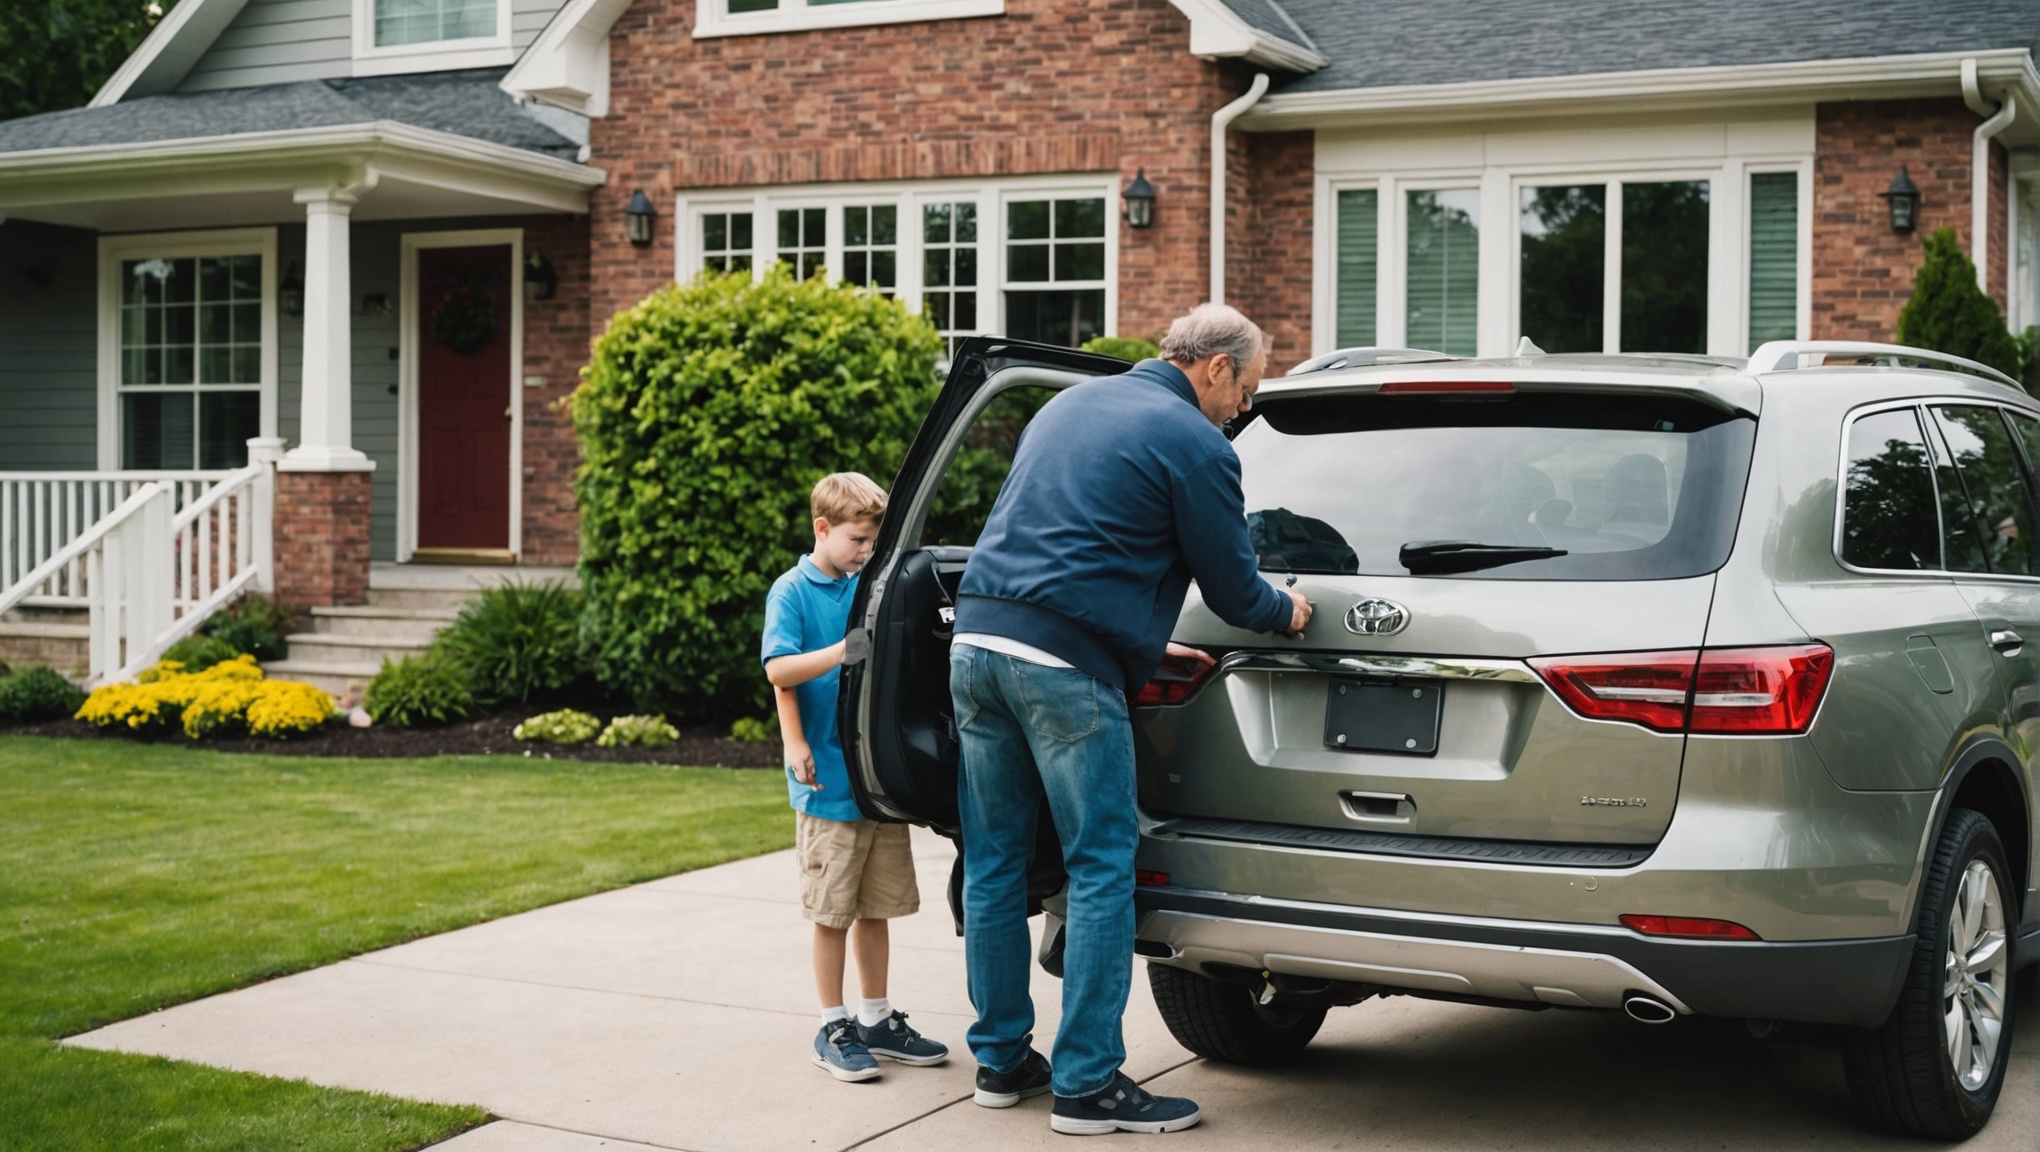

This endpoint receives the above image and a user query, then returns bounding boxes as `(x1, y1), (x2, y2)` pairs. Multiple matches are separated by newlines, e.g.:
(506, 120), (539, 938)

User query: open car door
(839, 337), (1127, 836)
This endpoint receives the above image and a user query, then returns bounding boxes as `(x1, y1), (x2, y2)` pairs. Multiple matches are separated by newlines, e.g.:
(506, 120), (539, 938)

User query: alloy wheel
(1943, 859), (2010, 1092)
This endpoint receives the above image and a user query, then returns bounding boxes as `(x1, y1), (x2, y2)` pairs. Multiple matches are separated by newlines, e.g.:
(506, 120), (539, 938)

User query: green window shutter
(1336, 190), (1378, 346)
(1405, 189), (1480, 356)
(1748, 172), (1799, 347)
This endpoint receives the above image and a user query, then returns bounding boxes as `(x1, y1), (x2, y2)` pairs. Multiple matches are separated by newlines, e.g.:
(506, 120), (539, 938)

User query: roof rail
(1746, 340), (2021, 389)
(1287, 347), (1456, 376)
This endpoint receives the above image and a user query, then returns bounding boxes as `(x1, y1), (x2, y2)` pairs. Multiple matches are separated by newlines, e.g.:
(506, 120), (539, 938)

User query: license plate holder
(1324, 679), (1442, 755)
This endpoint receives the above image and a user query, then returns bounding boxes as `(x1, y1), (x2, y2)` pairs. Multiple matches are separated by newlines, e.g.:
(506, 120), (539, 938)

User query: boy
(762, 472), (949, 1082)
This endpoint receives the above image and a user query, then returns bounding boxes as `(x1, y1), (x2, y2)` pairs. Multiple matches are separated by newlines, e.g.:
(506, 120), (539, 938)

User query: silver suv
(843, 337), (2039, 1140)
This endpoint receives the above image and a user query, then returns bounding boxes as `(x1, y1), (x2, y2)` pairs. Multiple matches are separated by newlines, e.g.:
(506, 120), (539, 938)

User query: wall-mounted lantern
(1122, 168), (1157, 230)
(1881, 166), (1922, 235)
(524, 251), (558, 300)
(280, 263), (305, 317)
(624, 189), (657, 248)
(358, 292), (392, 315)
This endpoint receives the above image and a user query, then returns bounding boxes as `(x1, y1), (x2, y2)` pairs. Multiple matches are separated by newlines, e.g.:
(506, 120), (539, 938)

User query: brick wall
(274, 470), (372, 608)
(1813, 97), (2009, 341)
(589, 0), (1263, 344)
(520, 214), (590, 566)
(1229, 129), (1316, 373)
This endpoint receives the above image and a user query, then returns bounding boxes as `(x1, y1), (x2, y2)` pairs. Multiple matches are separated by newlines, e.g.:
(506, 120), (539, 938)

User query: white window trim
(675, 174), (1118, 349)
(96, 228), (279, 472)
(396, 229), (526, 564)
(693, 0), (1003, 40)
(1740, 160), (1815, 353)
(353, 0), (515, 77)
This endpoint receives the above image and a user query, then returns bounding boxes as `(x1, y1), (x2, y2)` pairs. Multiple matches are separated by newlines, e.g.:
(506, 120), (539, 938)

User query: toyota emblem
(1344, 598), (1410, 636)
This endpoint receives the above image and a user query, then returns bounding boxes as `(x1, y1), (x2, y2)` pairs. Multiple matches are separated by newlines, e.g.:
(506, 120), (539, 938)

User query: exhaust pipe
(1622, 994), (1677, 1025)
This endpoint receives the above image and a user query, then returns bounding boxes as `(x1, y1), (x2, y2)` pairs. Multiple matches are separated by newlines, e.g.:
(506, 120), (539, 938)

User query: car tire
(1147, 961), (1327, 1067)
(1842, 808), (2019, 1140)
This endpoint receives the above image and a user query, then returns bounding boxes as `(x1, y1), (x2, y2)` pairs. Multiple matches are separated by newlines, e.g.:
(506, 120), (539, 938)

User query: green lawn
(0, 736), (794, 1151)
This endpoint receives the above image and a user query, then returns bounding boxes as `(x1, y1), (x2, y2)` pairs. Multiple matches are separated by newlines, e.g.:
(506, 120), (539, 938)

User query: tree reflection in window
(1932, 406), (2040, 576)
(1841, 408), (1942, 571)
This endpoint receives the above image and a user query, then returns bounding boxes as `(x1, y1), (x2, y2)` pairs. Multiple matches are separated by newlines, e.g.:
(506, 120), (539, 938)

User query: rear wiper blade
(1398, 539), (1568, 575)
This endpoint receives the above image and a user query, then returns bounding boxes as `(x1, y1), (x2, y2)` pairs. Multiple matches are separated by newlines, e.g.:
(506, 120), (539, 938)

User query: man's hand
(1163, 642), (1217, 669)
(785, 739), (818, 788)
(1282, 588), (1313, 636)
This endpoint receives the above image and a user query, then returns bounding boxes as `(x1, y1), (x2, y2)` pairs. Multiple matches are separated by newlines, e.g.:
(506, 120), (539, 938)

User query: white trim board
(96, 228), (280, 471)
(89, 0), (254, 106)
(397, 229), (525, 563)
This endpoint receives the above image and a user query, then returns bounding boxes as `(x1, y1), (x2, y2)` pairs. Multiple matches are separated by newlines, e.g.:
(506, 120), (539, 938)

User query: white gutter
(1210, 72), (1270, 305)
(1963, 57), (2017, 294)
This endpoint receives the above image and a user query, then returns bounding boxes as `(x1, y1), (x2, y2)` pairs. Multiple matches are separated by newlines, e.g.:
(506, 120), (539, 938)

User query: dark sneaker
(812, 1019), (881, 1083)
(974, 1048), (1053, 1108)
(856, 1010), (949, 1066)
(1050, 1072), (1201, 1135)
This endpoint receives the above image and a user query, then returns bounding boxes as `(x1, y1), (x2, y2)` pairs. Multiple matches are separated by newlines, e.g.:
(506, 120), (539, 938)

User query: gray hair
(1159, 303), (1265, 369)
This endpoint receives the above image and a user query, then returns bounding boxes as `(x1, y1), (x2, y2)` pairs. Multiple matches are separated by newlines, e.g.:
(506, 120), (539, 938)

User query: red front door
(417, 245), (512, 551)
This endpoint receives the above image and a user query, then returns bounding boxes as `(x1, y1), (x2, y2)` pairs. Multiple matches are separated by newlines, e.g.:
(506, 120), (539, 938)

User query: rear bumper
(1134, 886), (1914, 1027)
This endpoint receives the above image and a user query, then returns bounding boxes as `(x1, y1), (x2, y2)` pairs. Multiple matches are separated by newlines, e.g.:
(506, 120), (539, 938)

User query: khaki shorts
(795, 812), (920, 929)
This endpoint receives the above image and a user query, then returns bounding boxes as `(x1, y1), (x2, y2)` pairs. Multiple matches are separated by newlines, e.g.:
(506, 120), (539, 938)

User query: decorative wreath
(430, 280), (498, 354)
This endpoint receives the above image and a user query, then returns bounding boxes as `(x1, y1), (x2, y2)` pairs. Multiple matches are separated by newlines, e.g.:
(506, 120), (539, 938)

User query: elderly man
(949, 304), (1311, 1135)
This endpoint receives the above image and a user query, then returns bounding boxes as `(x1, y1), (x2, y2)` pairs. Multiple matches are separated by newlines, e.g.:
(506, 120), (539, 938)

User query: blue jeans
(950, 643), (1136, 1099)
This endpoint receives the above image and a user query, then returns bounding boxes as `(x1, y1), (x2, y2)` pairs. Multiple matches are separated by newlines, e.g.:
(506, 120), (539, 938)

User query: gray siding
(179, 0), (568, 93)
(0, 223), (100, 471)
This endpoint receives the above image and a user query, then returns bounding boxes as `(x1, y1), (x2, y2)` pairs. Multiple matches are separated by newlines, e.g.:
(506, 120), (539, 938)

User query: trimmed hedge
(573, 267), (944, 718)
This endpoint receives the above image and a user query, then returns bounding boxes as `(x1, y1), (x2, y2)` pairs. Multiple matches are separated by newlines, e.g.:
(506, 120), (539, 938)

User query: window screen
(1841, 407), (1942, 571)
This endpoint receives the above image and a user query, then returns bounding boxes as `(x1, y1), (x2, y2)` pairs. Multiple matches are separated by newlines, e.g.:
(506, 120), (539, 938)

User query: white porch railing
(0, 459), (275, 684)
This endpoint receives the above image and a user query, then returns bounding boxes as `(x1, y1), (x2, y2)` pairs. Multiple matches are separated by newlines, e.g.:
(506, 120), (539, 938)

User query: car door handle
(1990, 629), (2024, 656)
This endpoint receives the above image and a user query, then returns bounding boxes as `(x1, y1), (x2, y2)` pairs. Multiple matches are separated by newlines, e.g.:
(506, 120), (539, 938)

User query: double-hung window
(99, 230), (276, 471)
(679, 179), (1114, 354)
(354, 0), (512, 73)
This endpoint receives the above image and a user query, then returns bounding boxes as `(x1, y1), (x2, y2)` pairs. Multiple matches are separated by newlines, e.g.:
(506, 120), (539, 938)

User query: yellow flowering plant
(75, 654), (334, 740)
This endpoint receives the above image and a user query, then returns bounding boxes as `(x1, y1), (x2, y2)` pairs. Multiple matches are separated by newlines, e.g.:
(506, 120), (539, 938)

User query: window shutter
(1748, 172), (1798, 347)
(1405, 190), (1479, 356)
(1336, 190), (1378, 347)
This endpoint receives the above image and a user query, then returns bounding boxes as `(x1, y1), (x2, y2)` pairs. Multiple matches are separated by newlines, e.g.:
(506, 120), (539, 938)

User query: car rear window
(1232, 390), (1755, 580)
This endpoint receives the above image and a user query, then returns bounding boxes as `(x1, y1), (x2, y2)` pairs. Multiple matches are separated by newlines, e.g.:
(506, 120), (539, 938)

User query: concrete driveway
(71, 828), (2038, 1151)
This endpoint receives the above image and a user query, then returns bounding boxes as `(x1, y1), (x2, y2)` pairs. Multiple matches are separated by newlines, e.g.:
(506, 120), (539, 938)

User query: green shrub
(1897, 226), (2023, 382)
(435, 581), (587, 704)
(0, 665), (85, 723)
(729, 714), (778, 743)
(572, 266), (945, 719)
(513, 708), (601, 744)
(598, 714), (680, 748)
(1080, 335), (1160, 363)
(204, 593), (293, 663)
(163, 633), (242, 672)
(364, 653), (475, 727)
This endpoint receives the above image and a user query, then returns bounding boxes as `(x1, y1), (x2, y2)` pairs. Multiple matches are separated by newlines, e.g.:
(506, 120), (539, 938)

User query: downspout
(1962, 57), (2016, 294)
(1210, 72), (1270, 305)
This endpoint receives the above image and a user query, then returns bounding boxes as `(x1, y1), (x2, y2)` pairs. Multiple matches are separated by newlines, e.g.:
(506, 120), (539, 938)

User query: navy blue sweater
(954, 359), (1294, 695)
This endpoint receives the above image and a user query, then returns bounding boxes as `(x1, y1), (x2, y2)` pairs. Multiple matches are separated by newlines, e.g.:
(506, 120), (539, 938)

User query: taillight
(1529, 644), (1832, 735)
(1620, 914), (1761, 941)
(1134, 650), (1217, 707)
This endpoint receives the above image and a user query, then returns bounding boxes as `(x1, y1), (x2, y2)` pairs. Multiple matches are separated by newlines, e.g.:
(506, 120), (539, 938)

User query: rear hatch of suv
(1138, 379), (1757, 851)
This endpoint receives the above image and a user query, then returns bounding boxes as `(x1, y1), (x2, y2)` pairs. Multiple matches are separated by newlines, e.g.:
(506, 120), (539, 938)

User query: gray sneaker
(855, 1010), (950, 1066)
(813, 1019), (881, 1082)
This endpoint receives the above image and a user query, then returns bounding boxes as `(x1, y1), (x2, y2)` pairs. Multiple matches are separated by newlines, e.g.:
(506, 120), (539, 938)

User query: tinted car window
(1932, 405), (2039, 575)
(1841, 407), (1942, 571)
(1231, 391), (1755, 580)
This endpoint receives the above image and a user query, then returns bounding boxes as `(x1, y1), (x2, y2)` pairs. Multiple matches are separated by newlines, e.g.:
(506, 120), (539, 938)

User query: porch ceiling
(0, 123), (606, 232)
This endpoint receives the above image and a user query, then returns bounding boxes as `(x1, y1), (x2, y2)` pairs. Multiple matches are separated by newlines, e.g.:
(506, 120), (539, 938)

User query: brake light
(1377, 380), (1516, 394)
(1620, 914), (1761, 941)
(1134, 650), (1217, 707)
(1136, 870), (1171, 888)
(1528, 650), (1697, 732)
(1529, 644), (1833, 735)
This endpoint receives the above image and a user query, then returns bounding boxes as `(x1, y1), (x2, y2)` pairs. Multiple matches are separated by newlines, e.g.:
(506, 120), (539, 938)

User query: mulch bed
(0, 708), (782, 768)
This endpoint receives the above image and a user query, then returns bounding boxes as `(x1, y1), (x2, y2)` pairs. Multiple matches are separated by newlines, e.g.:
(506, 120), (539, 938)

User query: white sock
(821, 1005), (850, 1026)
(857, 997), (893, 1028)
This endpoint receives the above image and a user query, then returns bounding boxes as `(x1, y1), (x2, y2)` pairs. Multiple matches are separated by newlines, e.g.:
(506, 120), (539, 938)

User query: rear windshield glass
(1232, 390), (1756, 580)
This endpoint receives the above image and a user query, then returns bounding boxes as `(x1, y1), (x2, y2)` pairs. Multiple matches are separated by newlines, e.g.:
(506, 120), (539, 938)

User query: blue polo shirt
(760, 555), (862, 822)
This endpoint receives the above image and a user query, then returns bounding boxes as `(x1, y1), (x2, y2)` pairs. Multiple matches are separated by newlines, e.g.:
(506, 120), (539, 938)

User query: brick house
(0, 0), (2037, 683)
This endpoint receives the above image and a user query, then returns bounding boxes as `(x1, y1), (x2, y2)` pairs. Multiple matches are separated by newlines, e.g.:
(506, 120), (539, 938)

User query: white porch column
(283, 183), (375, 473)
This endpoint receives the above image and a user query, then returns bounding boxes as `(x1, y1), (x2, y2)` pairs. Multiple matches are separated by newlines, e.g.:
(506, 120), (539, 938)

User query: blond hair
(811, 472), (887, 526)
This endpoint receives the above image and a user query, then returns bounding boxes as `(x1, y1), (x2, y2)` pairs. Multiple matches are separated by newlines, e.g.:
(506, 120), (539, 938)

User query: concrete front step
(282, 633), (433, 669)
(309, 605), (459, 642)
(264, 659), (380, 701)
(0, 620), (88, 677)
